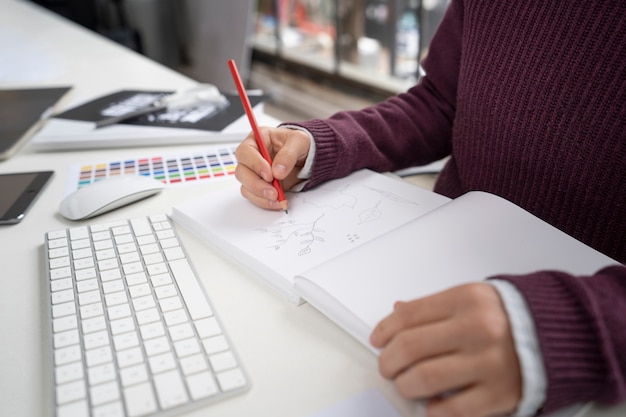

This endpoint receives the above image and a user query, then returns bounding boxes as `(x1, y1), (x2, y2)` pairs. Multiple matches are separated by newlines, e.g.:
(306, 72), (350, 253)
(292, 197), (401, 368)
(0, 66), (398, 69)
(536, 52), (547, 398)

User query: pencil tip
(279, 199), (289, 214)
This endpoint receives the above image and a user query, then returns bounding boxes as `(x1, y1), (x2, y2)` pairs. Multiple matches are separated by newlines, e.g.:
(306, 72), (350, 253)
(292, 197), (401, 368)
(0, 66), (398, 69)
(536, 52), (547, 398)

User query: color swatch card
(64, 145), (238, 196)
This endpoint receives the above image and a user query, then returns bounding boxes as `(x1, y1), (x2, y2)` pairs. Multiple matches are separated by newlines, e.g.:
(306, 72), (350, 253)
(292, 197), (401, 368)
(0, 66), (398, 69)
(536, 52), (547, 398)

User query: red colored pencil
(228, 59), (288, 213)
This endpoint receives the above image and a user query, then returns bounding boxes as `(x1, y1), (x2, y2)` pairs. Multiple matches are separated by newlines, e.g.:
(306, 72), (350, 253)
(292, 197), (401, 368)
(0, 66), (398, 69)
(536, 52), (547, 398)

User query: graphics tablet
(0, 87), (71, 160)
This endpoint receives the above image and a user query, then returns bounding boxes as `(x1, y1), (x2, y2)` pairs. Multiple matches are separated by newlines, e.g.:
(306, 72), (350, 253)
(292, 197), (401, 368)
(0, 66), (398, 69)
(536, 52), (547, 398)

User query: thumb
(271, 129), (311, 180)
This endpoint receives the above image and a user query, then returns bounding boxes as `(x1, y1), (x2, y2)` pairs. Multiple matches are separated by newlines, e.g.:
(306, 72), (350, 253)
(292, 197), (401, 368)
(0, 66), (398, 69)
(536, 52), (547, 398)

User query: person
(234, 1), (626, 416)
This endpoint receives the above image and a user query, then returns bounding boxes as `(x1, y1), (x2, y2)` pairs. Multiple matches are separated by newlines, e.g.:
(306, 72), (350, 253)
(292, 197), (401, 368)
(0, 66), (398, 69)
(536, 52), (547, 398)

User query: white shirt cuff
(281, 125), (316, 192)
(489, 279), (547, 417)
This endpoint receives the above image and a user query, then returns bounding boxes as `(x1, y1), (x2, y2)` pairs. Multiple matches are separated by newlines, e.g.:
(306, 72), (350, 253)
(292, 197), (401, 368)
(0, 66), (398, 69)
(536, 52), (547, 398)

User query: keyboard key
(107, 303), (131, 320)
(105, 291), (128, 307)
(76, 278), (99, 293)
(140, 321), (165, 340)
(80, 303), (104, 319)
(117, 347), (144, 368)
(85, 346), (113, 367)
(54, 329), (79, 348)
(56, 379), (86, 404)
(135, 308), (159, 325)
(163, 309), (187, 326)
(195, 317), (221, 339)
(82, 316), (107, 334)
(148, 351), (176, 374)
(57, 399), (89, 417)
(79, 290), (101, 306)
(92, 401), (124, 417)
(51, 266), (72, 280)
(54, 345), (82, 366)
(130, 217), (152, 236)
(168, 322), (194, 342)
(48, 237), (68, 249)
(202, 335), (229, 355)
(90, 380), (120, 406)
(50, 257), (71, 269)
(124, 382), (158, 417)
(76, 268), (97, 281)
(153, 369), (188, 409)
(47, 230), (67, 240)
(113, 331), (139, 351)
(169, 259), (212, 320)
(53, 315), (78, 333)
(174, 337), (201, 358)
(179, 354), (208, 376)
(52, 301), (77, 319)
(186, 371), (218, 400)
(49, 247), (69, 258)
(74, 257), (95, 270)
(55, 361), (84, 384)
(83, 330), (109, 350)
(120, 363), (149, 387)
(110, 317), (135, 335)
(69, 226), (89, 240)
(103, 280), (125, 295)
(112, 225), (131, 235)
(88, 362), (116, 386)
(209, 351), (237, 372)
(217, 368), (247, 392)
(144, 336), (170, 356)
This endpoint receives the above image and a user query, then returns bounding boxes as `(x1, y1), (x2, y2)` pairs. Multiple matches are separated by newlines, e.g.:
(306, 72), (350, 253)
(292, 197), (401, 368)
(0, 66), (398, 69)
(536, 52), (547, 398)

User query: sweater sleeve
(284, 0), (464, 190)
(492, 264), (626, 415)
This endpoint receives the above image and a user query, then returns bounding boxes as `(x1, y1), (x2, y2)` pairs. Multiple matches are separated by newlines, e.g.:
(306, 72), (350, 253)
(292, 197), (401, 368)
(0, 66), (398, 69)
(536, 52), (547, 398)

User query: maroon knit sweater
(287, 0), (626, 414)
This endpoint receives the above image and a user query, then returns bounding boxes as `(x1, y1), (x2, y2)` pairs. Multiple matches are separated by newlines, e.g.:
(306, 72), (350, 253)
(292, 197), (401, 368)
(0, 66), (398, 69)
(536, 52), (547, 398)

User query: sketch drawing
(257, 214), (326, 256)
(255, 179), (424, 257)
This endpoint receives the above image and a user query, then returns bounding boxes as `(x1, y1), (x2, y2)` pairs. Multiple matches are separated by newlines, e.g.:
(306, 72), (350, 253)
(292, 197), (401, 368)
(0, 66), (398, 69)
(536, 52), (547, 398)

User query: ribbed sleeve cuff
(495, 272), (609, 414)
(280, 120), (340, 189)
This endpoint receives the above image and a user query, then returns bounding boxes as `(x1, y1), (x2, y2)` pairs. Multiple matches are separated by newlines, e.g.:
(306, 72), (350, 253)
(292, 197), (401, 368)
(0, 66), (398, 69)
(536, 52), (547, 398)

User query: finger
(235, 158), (276, 197)
(371, 293), (455, 348)
(235, 135), (273, 183)
(427, 383), (518, 417)
(240, 185), (285, 211)
(393, 352), (482, 399)
(378, 321), (459, 380)
(235, 163), (284, 211)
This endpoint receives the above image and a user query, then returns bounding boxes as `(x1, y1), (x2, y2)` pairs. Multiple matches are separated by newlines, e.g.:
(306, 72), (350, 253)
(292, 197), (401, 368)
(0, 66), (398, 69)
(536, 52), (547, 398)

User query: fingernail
(263, 188), (277, 200)
(269, 200), (282, 210)
(275, 164), (287, 176)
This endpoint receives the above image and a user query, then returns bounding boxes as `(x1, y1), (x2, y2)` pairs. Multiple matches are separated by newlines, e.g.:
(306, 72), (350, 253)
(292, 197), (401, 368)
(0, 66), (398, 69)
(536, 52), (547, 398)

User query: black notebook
(30, 89), (268, 151)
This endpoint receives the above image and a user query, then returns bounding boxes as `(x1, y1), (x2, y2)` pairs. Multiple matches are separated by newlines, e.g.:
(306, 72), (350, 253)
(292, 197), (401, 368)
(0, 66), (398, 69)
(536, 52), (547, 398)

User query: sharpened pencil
(228, 59), (288, 213)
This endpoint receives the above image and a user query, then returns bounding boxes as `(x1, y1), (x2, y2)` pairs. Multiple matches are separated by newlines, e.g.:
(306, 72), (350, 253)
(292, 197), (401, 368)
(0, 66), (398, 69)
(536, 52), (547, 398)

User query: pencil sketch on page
(171, 169), (452, 290)
(255, 178), (427, 257)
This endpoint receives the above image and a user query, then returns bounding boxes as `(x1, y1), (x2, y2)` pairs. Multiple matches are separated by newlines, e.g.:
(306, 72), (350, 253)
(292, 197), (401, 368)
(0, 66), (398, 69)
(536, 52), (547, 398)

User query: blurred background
(30, 0), (449, 120)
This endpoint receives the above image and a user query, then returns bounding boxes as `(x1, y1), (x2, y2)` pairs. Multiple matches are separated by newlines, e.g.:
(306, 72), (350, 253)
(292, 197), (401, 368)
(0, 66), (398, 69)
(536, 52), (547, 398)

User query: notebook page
(172, 169), (451, 302)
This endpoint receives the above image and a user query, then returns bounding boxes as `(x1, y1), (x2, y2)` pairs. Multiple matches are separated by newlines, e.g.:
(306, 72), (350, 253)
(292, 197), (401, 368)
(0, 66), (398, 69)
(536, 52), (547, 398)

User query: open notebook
(172, 169), (619, 349)
(171, 170), (451, 304)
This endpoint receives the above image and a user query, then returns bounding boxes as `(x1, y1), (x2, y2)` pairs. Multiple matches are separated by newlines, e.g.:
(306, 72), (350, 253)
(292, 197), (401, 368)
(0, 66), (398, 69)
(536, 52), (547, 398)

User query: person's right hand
(234, 126), (311, 210)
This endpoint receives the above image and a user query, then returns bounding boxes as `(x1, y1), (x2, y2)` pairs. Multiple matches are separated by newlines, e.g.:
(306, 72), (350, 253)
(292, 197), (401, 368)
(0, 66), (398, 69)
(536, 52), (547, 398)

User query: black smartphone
(0, 171), (53, 225)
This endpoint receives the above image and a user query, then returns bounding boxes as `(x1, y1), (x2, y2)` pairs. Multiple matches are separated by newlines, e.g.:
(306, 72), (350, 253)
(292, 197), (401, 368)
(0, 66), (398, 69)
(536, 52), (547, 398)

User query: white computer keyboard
(44, 215), (249, 417)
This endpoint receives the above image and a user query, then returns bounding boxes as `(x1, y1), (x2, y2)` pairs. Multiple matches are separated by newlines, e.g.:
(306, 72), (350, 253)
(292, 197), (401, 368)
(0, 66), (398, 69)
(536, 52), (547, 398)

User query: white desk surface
(0, 2), (623, 417)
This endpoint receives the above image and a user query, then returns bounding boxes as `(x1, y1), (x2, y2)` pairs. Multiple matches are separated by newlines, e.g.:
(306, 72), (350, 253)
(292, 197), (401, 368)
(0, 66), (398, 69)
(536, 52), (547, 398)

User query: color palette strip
(70, 145), (238, 192)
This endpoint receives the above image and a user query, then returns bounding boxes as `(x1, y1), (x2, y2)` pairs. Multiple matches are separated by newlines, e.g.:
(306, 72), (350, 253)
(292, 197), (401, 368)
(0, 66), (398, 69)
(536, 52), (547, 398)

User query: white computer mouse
(59, 175), (165, 220)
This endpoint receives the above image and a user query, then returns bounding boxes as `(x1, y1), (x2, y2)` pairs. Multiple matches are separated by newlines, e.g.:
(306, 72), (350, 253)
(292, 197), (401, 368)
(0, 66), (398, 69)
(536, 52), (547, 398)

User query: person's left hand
(370, 283), (522, 417)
